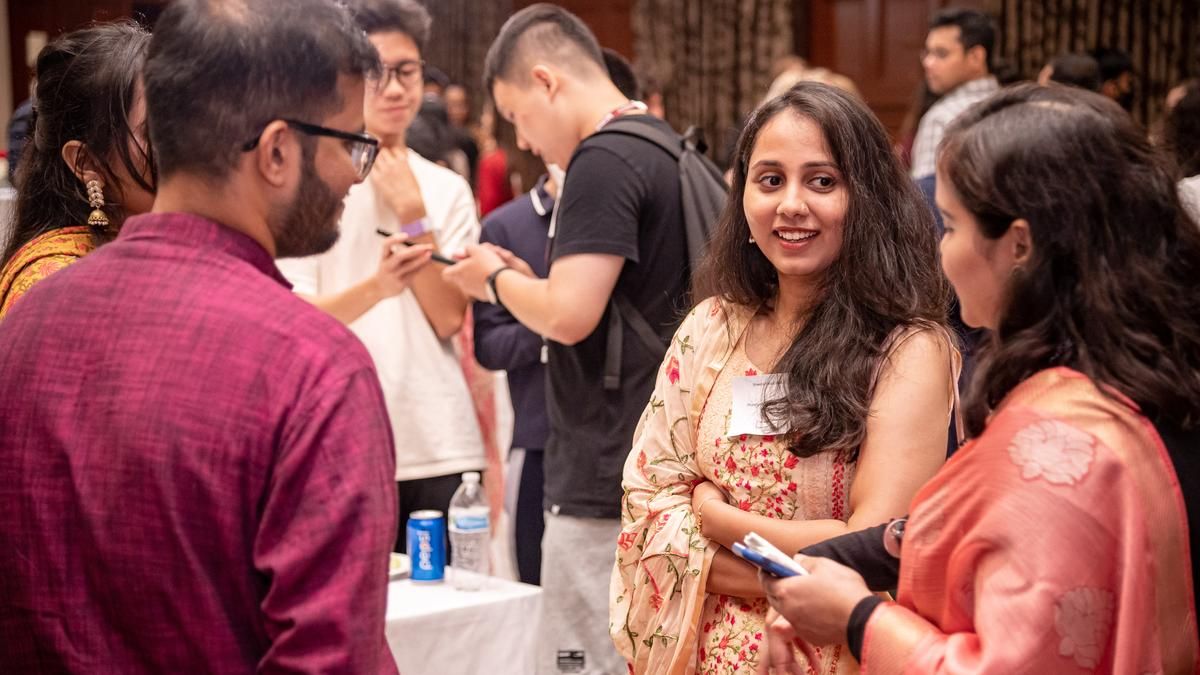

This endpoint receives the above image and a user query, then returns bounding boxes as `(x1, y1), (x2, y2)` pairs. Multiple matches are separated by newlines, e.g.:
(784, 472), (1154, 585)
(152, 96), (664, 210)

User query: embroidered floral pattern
(1055, 587), (1114, 669)
(1007, 419), (1096, 486)
(693, 344), (854, 673)
(665, 356), (681, 385)
(613, 300), (864, 675)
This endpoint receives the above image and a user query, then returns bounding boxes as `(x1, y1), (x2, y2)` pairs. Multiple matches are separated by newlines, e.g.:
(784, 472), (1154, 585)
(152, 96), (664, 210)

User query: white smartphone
(731, 532), (809, 577)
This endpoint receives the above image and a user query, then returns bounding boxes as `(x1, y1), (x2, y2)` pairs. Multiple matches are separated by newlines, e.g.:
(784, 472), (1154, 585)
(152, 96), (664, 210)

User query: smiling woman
(610, 82), (959, 674)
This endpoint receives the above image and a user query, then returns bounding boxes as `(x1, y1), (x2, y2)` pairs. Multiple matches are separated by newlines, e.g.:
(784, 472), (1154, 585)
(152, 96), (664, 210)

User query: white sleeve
(275, 256), (322, 296)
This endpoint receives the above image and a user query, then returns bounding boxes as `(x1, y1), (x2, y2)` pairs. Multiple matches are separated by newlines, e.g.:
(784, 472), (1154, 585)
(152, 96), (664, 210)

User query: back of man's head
(929, 8), (996, 73)
(1049, 53), (1101, 92)
(145, 0), (378, 183)
(602, 47), (641, 100)
(483, 3), (606, 94)
(1091, 47), (1134, 82)
(344, 0), (431, 46)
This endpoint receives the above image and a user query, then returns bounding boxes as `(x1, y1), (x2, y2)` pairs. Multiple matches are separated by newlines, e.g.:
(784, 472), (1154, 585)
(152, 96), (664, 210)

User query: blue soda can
(407, 510), (446, 582)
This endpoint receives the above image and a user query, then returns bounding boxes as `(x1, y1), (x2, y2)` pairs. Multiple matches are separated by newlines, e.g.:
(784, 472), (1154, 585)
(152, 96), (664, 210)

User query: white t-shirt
(1180, 175), (1200, 223)
(278, 151), (485, 481)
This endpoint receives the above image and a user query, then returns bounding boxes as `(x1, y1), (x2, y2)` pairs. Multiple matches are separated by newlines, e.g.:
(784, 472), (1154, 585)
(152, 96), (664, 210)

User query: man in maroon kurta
(0, 0), (406, 672)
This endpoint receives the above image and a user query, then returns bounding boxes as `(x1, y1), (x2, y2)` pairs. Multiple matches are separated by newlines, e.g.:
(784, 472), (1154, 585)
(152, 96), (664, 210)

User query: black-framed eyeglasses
(367, 59), (425, 92)
(241, 119), (379, 180)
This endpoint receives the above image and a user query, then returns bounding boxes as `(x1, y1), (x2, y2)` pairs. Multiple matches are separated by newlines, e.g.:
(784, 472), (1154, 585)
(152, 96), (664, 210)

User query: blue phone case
(731, 542), (800, 578)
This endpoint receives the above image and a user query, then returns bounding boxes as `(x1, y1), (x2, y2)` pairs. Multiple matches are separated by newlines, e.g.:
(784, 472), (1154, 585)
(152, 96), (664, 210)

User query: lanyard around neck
(594, 100), (649, 131)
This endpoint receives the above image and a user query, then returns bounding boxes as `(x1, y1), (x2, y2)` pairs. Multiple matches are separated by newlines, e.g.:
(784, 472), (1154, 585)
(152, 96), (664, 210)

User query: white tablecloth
(385, 570), (542, 675)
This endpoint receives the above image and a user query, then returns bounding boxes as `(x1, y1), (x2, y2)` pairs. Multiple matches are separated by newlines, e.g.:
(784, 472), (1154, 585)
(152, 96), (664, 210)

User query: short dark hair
(1048, 53), (1101, 91)
(423, 64), (451, 90)
(483, 3), (605, 94)
(1166, 81), (1200, 177)
(344, 0), (431, 50)
(5, 21), (153, 265)
(930, 8), (996, 72)
(1091, 47), (1134, 82)
(144, 0), (379, 182)
(940, 83), (1200, 433)
(601, 48), (641, 100)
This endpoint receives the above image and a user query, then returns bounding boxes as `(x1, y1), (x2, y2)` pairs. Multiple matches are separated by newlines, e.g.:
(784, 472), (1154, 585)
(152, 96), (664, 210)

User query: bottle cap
(463, 472), (481, 484)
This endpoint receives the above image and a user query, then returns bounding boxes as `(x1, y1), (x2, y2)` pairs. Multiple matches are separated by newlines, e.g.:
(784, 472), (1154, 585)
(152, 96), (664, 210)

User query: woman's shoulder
(684, 296), (755, 337)
(663, 297), (756, 368)
(976, 367), (1162, 483)
(7, 226), (94, 265)
(876, 321), (961, 385)
(884, 320), (958, 358)
(1, 226), (94, 294)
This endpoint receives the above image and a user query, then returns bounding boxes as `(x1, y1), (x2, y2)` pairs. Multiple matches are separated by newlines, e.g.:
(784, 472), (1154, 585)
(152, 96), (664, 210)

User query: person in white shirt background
(277, 0), (485, 554)
(910, 8), (1000, 179)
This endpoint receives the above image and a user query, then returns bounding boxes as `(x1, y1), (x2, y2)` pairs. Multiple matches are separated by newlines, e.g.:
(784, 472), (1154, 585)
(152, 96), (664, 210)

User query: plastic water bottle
(448, 472), (490, 590)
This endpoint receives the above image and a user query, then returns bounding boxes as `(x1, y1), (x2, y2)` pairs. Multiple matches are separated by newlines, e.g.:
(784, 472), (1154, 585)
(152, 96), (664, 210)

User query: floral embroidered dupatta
(610, 298), (750, 674)
(0, 226), (94, 319)
(863, 368), (1199, 674)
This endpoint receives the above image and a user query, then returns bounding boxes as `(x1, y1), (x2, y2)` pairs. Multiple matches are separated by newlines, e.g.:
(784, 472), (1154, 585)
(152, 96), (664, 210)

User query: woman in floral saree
(610, 83), (961, 674)
(0, 22), (155, 319)
(760, 84), (1200, 674)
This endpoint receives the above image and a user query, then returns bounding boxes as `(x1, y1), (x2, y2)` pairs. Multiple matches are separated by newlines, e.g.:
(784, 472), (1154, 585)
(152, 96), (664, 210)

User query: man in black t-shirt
(443, 5), (689, 673)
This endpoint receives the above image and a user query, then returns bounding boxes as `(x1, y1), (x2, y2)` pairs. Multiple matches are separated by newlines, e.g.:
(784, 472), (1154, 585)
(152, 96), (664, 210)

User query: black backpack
(590, 118), (728, 390)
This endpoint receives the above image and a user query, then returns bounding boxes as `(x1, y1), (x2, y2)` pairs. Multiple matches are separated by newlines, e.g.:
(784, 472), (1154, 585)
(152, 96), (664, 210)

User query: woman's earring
(86, 179), (110, 230)
(748, 234), (756, 244)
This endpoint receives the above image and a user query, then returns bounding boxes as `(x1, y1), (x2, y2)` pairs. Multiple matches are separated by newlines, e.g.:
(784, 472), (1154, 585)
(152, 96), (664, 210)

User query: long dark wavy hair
(3, 21), (154, 266)
(940, 83), (1200, 435)
(696, 82), (952, 458)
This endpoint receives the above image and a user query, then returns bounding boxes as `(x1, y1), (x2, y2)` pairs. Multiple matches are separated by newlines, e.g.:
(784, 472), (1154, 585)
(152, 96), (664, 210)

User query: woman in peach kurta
(759, 85), (1200, 673)
(611, 83), (958, 675)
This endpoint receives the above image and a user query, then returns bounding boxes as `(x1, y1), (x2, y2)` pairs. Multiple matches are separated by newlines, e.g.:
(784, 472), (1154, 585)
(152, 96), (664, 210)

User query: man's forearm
(492, 271), (571, 342)
(409, 263), (467, 339)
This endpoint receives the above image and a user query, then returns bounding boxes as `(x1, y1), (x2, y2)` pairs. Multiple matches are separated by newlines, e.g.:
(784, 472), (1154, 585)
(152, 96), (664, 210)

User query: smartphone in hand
(732, 532), (810, 578)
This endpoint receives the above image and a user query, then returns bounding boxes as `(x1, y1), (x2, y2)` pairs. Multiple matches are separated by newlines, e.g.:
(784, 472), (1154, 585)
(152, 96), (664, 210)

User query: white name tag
(727, 374), (790, 437)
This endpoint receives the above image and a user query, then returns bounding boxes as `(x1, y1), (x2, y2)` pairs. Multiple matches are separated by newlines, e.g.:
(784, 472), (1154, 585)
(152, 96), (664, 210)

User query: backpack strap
(591, 116), (684, 160)
(592, 117), (725, 390)
(603, 294), (671, 391)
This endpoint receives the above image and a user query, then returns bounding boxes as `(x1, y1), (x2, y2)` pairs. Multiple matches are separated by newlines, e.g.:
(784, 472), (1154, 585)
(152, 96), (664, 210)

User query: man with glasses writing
(910, 8), (1000, 179)
(277, 0), (485, 554)
(0, 0), (403, 670)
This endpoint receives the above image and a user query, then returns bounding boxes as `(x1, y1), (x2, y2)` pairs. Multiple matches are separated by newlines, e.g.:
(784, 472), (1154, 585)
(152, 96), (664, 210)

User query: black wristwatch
(485, 266), (512, 307)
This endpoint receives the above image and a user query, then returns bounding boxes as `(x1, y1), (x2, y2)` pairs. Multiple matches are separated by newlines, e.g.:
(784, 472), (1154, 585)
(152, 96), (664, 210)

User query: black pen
(376, 228), (455, 265)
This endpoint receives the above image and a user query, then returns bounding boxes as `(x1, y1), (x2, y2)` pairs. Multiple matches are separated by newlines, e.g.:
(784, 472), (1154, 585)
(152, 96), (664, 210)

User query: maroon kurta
(0, 212), (400, 674)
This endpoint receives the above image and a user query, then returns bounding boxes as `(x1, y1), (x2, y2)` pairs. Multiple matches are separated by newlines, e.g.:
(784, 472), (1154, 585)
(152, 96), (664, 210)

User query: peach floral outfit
(611, 297), (954, 674)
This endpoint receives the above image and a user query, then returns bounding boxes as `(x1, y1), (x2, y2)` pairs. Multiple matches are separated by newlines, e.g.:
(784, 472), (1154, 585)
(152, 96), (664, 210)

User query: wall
(992, 0), (1199, 125)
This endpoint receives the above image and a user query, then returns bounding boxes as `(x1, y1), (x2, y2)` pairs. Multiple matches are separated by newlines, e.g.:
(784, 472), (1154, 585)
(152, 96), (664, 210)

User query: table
(385, 569), (543, 675)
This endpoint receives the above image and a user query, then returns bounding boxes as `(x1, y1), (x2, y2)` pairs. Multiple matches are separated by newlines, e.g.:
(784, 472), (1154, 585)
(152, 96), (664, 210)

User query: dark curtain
(990, 0), (1200, 125)
(632, 0), (794, 166)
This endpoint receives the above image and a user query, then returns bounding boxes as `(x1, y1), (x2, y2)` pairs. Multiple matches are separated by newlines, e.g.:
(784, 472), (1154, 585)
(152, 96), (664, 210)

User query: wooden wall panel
(806, 0), (987, 138)
(513, 0), (635, 57)
(994, 0), (1199, 125)
(7, 0), (133, 106)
